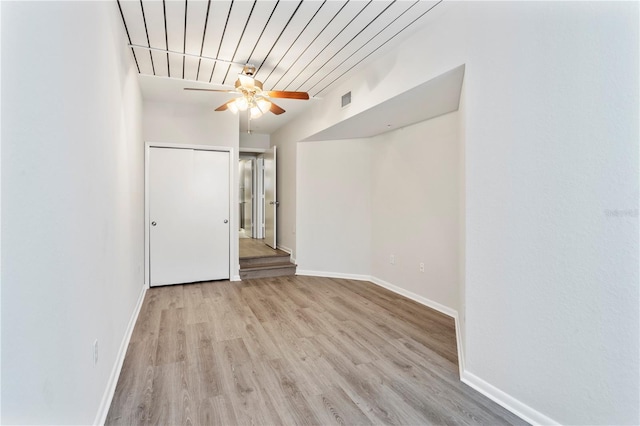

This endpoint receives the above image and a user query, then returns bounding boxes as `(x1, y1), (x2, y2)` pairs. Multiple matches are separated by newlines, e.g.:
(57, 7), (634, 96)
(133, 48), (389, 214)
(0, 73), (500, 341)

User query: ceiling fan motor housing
(235, 78), (263, 92)
(242, 64), (256, 76)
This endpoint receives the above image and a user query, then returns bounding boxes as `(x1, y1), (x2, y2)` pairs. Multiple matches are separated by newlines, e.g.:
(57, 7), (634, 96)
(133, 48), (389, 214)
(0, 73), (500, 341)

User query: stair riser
(240, 266), (296, 280)
(240, 256), (291, 268)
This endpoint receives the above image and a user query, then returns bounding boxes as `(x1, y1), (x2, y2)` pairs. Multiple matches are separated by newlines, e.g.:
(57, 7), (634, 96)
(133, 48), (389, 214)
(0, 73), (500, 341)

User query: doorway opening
(238, 147), (277, 250)
(239, 154), (264, 240)
(238, 148), (286, 273)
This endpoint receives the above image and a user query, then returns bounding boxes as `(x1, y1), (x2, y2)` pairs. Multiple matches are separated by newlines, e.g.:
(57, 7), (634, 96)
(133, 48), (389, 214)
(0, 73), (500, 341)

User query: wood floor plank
(154, 308), (186, 366)
(241, 314), (284, 361)
(309, 385), (373, 426)
(182, 283), (209, 325)
(266, 358), (322, 425)
(187, 342), (222, 399)
(148, 361), (193, 426)
(208, 299), (247, 342)
(246, 360), (300, 424)
(193, 395), (237, 426)
(129, 291), (162, 344)
(107, 277), (528, 426)
(225, 362), (285, 425)
(153, 284), (185, 310)
(104, 337), (156, 425)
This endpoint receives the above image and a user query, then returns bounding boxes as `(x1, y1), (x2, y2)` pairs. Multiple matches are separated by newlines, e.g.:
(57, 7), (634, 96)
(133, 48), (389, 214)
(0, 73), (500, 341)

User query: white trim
(369, 276), (458, 318)
(296, 270), (372, 281)
(239, 147), (267, 154)
(453, 314), (465, 377)
(461, 371), (559, 426)
(145, 142), (235, 287)
(93, 284), (147, 426)
(276, 244), (292, 254)
(231, 275), (241, 282)
(276, 245), (295, 263)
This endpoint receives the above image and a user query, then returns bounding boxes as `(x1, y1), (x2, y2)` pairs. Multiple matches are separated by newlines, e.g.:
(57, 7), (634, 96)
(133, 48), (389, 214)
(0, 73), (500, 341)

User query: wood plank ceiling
(117, 0), (441, 98)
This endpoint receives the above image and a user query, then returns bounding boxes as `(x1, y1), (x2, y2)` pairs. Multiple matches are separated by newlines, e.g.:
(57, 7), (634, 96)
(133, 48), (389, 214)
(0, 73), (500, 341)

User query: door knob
(151, 221), (157, 226)
(224, 219), (229, 223)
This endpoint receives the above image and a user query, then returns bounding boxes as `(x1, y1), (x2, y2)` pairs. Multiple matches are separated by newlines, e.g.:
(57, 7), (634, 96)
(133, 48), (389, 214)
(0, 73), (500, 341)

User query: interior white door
(149, 147), (230, 286)
(264, 146), (277, 249)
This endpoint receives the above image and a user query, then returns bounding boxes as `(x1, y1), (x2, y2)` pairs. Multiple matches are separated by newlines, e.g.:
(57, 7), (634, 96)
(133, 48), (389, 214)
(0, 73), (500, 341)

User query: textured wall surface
(276, 1), (639, 423)
(2, 2), (145, 423)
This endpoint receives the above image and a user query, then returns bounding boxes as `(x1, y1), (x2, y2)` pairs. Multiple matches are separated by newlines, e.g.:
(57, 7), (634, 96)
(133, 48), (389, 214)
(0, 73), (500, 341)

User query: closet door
(149, 147), (230, 286)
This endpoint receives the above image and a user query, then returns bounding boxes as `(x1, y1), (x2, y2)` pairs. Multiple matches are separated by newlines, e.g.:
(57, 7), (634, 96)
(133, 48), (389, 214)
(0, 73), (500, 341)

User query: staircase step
(240, 262), (297, 280)
(240, 254), (291, 268)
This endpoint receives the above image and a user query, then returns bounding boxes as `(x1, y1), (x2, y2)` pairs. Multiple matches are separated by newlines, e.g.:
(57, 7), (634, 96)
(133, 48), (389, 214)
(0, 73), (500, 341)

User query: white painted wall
(1, 2), (144, 424)
(370, 111), (461, 311)
(143, 101), (238, 148)
(240, 132), (270, 150)
(460, 3), (638, 424)
(297, 140), (372, 276)
(276, 1), (639, 424)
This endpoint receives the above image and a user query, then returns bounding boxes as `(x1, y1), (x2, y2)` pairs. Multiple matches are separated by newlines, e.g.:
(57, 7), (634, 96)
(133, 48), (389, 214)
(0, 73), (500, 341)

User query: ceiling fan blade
(270, 102), (286, 115)
(265, 91), (309, 100)
(215, 102), (231, 112)
(184, 88), (236, 93)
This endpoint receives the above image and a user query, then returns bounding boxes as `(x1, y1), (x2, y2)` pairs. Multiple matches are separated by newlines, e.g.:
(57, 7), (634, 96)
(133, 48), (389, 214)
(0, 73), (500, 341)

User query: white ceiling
(120, 0), (443, 134)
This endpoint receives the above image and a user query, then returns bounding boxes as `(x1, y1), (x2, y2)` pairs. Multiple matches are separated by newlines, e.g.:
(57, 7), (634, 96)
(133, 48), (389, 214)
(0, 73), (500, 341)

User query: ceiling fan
(184, 64), (309, 119)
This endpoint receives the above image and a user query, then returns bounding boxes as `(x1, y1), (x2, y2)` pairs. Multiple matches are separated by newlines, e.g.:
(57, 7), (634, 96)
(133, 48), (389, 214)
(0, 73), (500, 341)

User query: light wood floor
(239, 238), (288, 258)
(106, 276), (526, 425)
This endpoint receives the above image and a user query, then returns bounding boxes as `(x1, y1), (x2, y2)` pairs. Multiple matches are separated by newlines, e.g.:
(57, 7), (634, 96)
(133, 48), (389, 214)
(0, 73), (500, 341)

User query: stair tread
(240, 262), (297, 271)
(240, 249), (290, 260)
(240, 256), (290, 263)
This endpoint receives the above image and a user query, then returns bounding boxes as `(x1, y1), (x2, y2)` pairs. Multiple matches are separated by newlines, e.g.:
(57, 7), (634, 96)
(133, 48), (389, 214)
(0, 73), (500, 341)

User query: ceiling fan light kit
(185, 63), (309, 120)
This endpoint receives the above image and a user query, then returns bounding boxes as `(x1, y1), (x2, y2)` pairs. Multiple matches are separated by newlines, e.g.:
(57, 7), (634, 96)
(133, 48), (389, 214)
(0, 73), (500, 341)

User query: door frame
(144, 142), (235, 287)
(240, 148), (268, 239)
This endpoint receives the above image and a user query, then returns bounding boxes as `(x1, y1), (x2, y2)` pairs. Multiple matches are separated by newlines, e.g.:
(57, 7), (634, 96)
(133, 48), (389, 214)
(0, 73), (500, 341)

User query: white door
(264, 147), (277, 249)
(149, 147), (230, 286)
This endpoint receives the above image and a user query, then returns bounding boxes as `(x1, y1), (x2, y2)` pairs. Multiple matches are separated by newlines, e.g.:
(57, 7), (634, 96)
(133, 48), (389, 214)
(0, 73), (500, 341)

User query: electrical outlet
(93, 339), (99, 365)
(390, 254), (395, 265)
(419, 262), (425, 272)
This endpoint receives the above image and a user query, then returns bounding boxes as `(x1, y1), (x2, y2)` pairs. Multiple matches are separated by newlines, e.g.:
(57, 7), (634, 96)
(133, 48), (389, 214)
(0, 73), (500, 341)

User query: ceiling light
(250, 106), (264, 119)
(235, 96), (248, 111)
(227, 101), (239, 114)
(256, 98), (272, 113)
(250, 98), (272, 119)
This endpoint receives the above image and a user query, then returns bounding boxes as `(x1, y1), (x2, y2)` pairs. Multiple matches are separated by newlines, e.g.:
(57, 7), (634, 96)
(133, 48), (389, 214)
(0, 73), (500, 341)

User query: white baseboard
(453, 314), (465, 376)
(276, 244), (292, 254)
(276, 245), (296, 264)
(368, 276), (458, 318)
(94, 284), (147, 426)
(461, 370), (559, 426)
(296, 270), (371, 281)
